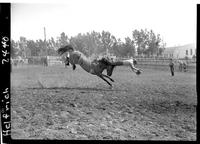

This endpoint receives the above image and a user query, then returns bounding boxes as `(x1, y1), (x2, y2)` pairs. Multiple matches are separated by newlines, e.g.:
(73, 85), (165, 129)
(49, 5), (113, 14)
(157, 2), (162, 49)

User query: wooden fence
(119, 57), (196, 66)
(14, 56), (196, 67)
(46, 56), (63, 66)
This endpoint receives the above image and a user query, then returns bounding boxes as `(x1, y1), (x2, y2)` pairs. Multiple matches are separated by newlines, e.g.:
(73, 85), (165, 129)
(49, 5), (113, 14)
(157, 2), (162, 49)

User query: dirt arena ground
(11, 64), (196, 140)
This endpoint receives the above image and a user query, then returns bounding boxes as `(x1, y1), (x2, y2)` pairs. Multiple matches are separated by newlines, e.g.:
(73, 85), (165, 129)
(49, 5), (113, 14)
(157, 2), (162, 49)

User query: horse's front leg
(98, 74), (112, 87)
(102, 74), (114, 82)
(72, 64), (76, 70)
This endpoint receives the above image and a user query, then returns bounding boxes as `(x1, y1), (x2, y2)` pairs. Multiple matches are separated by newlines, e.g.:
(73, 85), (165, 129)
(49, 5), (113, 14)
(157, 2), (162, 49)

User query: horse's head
(97, 57), (115, 76)
(106, 65), (115, 76)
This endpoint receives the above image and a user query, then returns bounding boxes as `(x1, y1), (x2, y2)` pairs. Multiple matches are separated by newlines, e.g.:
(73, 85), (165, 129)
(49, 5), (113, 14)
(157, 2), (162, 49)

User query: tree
(132, 29), (165, 56)
(132, 29), (146, 55)
(58, 32), (69, 47)
(18, 36), (27, 58)
(158, 40), (166, 56)
(46, 37), (57, 56)
(99, 31), (116, 55)
(35, 39), (46, 56)
(69, 31), (117, 57)
(123, 37), (136, 57)
(11, 40), (19, 58)
(112, 38), (125, 57)
(89, 31), (101, 55)
(27, 40), (40, 56)
(70, 33), (87, 55)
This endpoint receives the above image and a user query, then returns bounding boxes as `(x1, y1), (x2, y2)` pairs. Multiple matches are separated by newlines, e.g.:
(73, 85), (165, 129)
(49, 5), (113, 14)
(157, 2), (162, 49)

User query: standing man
(169, 58), (175, 76)
(183, 61), (187, 72)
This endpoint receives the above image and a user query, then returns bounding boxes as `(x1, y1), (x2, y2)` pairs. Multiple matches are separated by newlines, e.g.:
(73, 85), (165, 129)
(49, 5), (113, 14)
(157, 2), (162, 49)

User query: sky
(11, 0), (198, 47)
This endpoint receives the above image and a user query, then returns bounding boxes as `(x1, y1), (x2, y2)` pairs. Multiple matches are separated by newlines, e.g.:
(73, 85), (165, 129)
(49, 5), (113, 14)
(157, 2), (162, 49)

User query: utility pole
(44, 27), (47, 56)
(44, 27), (48, 66)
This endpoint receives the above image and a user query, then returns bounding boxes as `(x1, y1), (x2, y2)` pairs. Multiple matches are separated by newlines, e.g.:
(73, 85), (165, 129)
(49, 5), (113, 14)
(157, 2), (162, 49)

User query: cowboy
(169, 58), (174, 76)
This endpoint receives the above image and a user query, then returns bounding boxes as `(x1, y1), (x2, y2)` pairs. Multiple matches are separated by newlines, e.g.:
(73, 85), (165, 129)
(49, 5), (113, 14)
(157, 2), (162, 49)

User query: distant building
(163, 43), (196, 59)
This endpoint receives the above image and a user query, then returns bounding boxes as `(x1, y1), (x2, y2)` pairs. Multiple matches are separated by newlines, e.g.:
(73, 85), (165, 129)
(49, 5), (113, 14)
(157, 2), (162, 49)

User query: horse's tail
(57, 45), (74, 55)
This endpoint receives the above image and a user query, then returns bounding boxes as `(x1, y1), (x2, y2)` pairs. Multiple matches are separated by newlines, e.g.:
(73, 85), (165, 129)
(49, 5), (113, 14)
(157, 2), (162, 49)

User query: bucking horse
(57, 45), (142, 87)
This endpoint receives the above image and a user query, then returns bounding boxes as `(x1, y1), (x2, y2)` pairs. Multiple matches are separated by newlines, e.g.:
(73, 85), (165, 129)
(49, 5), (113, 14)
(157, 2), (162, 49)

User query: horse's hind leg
(98, 75), (112, 87)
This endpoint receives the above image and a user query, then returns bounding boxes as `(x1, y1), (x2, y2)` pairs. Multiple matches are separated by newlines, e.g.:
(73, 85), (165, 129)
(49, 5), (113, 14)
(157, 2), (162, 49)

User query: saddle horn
(57, 45), (74, 55)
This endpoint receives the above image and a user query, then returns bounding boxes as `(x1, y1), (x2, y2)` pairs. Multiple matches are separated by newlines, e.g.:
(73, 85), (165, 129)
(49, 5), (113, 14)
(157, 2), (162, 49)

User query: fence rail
(119, 57), (196, 65)
(12, 55), (196, 67)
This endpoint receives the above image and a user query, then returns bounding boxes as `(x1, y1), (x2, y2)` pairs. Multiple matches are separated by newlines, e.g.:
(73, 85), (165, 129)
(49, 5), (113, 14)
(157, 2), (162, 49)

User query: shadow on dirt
(28, 87), (127, 92)
(138, 100), (196, 114)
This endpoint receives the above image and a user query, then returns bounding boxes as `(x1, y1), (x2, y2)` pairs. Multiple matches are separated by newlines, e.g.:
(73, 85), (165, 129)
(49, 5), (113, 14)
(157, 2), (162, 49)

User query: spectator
(169, 58), (174, 76)
(183, 62), (187, 72)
